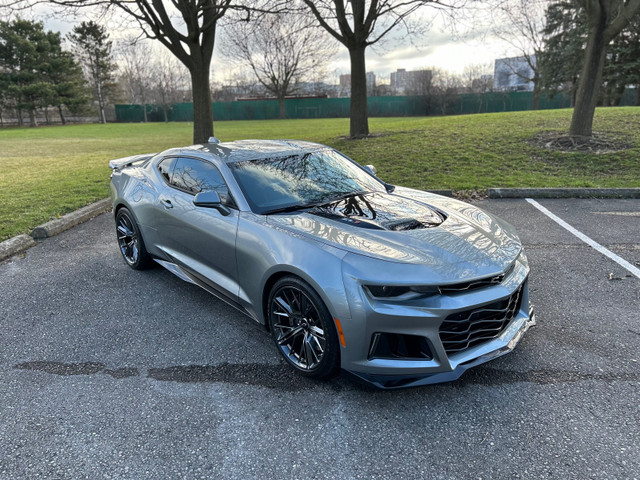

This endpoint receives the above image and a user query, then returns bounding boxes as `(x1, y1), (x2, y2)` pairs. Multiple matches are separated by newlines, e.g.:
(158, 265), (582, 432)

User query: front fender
(235, 212), (350, 325)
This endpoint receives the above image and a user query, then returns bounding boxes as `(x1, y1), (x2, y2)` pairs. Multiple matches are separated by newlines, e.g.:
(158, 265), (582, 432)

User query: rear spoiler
(108, 153), (156, 170)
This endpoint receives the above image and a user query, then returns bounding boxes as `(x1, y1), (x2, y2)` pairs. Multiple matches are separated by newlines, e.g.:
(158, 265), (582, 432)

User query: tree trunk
(636, 85), (640, 106)
(163, 107), (169, 123)
(532, 76), (541, 110)
(29, 109), (38, 127)
(612, 85), (624, 106)
(17, 109), (23, 127)
(278, 97), (286, 119)
(96, 81), (106, 124)
(348, 45), (369, 138)
(142, 104), (148, 123)
(44, 106), (50, 125)
(569, 13), (607, 136)
(571, 77), (578, 107)
(58, 105), (67, 125)
(602, 83), (612, 106)
(190, 64), (214, 144)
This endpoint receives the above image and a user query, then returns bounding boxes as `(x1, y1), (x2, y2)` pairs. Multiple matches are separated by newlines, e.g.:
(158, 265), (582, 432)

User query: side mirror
(193, 191), (230, 216)
(365, 164), (377, 176)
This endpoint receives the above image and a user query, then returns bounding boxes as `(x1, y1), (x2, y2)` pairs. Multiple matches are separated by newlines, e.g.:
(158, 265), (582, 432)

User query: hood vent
(387, 219), (426, 231)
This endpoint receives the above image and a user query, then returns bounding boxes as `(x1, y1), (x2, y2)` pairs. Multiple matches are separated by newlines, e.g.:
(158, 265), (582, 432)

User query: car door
(154, 156), (240, 301)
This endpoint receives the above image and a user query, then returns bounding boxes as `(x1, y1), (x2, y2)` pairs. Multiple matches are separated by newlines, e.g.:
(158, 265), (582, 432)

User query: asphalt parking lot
(1, 198), (639, 479)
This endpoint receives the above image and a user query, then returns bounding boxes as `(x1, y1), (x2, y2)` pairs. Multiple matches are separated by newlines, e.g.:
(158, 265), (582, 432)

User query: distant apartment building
(390, 68), (432, 95)
(338, 72), (376, 97)
(493, 55), (536, 92)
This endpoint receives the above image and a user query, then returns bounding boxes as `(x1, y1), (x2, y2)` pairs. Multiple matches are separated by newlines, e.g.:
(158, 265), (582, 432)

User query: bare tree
(154, 50), (191, 122)
(432, 68), (463, 115)
(211, 70), (264, 101)
(570, 0), (640, 136)
(462, 63), (493, 92)
(116, 37), (155, 122)
(301, 0), (458, 138)
(462, 62), (493, 112)
(223, 11), (335, 118)
(490, 0), (548, 110)
(4, 0), (283, 143)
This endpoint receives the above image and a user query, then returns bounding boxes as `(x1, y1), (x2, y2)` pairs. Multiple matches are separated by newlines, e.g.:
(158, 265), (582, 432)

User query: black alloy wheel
(268, 276), (340, 378)
(115, 207), (152, 270)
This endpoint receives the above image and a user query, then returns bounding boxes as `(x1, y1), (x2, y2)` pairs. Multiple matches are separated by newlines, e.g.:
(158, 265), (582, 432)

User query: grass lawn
(1, 107), (639, 241)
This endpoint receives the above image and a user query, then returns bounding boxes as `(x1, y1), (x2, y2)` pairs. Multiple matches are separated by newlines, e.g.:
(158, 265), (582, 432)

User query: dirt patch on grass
(340, 129), (424, 140)
(528, 131), (632, 153)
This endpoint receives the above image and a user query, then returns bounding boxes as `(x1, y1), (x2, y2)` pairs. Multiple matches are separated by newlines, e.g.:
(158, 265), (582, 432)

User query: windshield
(228, 149), (386, 214)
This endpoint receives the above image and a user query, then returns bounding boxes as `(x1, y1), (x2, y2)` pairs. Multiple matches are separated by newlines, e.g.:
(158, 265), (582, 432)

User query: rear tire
(115, 207), (153, 270)
(268, 276), (340, 378)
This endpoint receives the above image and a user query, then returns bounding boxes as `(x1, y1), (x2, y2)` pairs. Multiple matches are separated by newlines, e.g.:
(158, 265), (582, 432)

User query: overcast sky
(28, 3), (522, 83)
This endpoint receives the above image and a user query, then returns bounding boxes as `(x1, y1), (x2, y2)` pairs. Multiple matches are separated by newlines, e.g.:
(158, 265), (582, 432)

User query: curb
(0, 198), (111, 262)
(488, 188), (640, 199)
(0, 234), (36, 261)
(31, 198), (112, 240)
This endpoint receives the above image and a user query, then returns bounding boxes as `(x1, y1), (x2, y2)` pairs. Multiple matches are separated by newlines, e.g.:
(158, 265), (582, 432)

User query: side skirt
(153, 258), (257, 321)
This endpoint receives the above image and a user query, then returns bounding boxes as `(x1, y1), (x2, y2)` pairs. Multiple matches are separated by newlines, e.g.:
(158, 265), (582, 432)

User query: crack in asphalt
(11, 361), (640, 390)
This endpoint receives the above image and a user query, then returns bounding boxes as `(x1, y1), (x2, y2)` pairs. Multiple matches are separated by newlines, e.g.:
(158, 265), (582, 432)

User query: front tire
(115, 207), (152, 270)
(268, 276), (340, 378)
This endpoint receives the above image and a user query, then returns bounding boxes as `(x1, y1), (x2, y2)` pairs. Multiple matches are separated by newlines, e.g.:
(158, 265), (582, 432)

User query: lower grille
(439, 285), (524, 355)
(368, 333), (433, 360)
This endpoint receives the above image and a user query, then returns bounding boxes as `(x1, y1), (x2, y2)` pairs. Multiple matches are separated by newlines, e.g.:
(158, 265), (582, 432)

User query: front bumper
(338, 252), (535, 389)
(347, 303), (536, 389)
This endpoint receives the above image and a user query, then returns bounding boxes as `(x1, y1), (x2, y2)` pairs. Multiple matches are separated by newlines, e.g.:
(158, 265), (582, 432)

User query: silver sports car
(109, 138), (535, 389)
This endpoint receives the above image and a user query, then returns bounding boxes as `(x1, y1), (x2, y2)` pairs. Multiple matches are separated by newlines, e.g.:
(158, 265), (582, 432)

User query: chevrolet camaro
(109, 138), (535, 389)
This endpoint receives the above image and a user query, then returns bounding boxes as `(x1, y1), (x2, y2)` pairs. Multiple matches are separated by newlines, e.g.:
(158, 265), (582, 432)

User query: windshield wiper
(263, 203), (320, 215)
(263, 191), (371, 215)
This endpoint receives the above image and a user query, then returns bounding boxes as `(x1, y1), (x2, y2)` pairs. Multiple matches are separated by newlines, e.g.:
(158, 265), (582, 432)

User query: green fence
(115, 89), (638, 123)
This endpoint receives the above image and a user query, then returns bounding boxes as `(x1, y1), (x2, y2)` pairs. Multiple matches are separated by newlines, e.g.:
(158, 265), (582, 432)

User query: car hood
(266, 188), (522, 275)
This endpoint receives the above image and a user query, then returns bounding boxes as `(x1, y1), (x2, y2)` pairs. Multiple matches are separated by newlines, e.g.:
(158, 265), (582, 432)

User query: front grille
(439, 284), (523, 354)
(439, 263), (515, 295)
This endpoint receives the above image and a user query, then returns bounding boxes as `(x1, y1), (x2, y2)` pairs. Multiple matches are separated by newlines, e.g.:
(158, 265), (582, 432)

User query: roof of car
(162, 139), (328, 164)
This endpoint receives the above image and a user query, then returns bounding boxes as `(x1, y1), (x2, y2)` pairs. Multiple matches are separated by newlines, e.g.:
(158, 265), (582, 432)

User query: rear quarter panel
(110, 166), (165, 259)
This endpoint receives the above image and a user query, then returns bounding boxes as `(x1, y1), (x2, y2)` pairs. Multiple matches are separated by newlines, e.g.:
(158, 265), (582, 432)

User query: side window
(171, 157), (232, 204)
(157, 157), (175, 183)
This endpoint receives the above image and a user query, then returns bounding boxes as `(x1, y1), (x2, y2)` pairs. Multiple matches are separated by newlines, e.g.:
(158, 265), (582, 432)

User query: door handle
(160, 199), (173, 209)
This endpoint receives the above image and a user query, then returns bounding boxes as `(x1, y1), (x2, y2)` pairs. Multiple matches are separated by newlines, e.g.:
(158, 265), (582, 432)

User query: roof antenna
(208, 137), (220, 144)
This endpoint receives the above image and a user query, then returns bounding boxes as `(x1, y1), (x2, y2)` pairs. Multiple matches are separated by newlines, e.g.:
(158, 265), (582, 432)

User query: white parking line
(526, 198), (640, 279)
